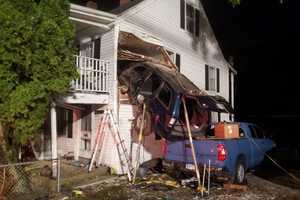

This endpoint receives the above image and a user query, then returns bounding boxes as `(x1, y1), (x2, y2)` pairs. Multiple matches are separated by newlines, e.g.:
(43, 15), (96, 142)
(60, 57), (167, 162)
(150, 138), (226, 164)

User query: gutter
(70, 3), (117, 30)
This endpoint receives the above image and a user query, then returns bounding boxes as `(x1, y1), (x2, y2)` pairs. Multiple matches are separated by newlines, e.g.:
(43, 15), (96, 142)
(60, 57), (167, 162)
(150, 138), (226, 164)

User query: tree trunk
(0, 123), (7, 164)
(0, 123), (3, 145)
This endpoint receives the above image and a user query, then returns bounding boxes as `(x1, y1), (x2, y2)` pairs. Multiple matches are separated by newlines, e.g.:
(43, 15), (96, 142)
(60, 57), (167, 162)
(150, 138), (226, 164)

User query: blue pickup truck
(165, 122), (275, 184)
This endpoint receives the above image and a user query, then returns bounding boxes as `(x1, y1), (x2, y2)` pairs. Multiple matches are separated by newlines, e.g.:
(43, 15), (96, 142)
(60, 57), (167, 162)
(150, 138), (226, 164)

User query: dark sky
(201, 0), (300, 120)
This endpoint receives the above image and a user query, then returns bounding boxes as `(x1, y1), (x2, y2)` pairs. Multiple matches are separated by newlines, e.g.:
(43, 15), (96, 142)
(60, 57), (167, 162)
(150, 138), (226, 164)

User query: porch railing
(72, 55), (110, 93)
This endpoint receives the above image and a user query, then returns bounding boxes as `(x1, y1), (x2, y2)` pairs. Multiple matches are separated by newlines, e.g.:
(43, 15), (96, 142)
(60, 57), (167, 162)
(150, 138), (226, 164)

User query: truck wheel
(234, 159), (246, 184)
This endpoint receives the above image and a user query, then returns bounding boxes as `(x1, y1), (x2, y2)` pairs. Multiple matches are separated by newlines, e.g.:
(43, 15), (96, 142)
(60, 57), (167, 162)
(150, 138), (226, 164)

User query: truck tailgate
(166, 139), (232, 169)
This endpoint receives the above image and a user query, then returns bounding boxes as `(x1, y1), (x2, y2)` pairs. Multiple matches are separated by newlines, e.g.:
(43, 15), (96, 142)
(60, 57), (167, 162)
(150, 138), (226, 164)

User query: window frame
(156, 82), (172, 109)
(140, 72), (163, 96)
(205, 65), (220, 93)
(180, 0), (200, 37)
(56, 107), (73, 139)
(166, 49), (181, 71)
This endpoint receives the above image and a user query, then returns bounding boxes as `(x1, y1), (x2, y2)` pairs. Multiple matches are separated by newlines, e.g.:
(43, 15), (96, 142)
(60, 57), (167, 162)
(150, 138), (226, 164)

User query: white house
(40, 0), (236, 175)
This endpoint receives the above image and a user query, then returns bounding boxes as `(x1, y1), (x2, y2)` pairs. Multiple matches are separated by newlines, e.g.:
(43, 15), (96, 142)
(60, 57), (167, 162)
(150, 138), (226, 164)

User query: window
(180, 0), (200, 37)
(79, 38), (101, 58)
(140, 73), (162, 96)
(166, 50), (181, 71)
(81, 110), (92, 151)
(79, 41), (94, 58)
(57, 107), (73, 138)
(249, 125), (265, 139)
(205, 65), (220, 92)
(158, 83), (171, 107)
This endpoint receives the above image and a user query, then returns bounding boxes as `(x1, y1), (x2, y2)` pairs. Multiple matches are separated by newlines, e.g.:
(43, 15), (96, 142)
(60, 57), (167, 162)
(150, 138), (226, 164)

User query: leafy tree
(0, 0), (78, 159)
(228, 0), (241, 6)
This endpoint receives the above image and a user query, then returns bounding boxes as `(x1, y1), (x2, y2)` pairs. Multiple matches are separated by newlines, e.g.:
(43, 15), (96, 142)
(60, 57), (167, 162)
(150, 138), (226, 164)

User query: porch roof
(70, 3), (117, 30)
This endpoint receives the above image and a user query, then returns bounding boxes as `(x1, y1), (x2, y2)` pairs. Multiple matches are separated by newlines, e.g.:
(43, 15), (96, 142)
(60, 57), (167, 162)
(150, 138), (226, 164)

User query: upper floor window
(205, 65), (220, 92)
(166, 50), (181, 71)
(78, 38), (101, 59)
(180, 0), (200, 37)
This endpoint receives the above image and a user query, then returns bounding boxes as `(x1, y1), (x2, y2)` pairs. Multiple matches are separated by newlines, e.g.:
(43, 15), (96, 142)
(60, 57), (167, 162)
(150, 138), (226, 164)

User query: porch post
(51, 103), (58, 177)
(73, 110), (81, 161)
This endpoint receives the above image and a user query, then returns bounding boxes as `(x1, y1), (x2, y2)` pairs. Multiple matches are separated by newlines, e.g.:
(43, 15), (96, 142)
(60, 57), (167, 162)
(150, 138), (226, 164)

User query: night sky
(201, 0), (300, 146)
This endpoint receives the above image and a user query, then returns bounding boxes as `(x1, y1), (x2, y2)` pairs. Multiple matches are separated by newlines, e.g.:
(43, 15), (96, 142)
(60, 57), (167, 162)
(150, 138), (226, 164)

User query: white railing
(72, 55), (109, 93)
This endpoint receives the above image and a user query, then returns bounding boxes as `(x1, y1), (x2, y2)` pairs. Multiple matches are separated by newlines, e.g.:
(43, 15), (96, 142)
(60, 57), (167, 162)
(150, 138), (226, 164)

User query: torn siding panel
(118, 0), (229, 68)
(119, 103), (164, 171)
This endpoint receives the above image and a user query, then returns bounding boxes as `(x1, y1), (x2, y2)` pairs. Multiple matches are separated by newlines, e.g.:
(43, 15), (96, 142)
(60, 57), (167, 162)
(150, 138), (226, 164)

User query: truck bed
(166, 138), (250, 176)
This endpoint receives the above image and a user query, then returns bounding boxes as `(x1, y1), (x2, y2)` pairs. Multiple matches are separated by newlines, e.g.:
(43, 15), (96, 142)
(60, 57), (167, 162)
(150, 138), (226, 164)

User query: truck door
(248, 125), (266, 166)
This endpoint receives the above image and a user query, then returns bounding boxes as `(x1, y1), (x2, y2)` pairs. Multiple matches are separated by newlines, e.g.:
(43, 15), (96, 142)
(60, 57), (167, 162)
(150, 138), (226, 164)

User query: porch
(60, 55), (110, 104)
(45, 4), (119, 177)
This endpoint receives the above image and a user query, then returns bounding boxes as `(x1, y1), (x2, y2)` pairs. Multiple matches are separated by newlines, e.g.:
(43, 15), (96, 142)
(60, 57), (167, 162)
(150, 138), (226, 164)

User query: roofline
(116, 0), (151, 17)
(70, 3), (117, 25)
(228, 64), (237, 74)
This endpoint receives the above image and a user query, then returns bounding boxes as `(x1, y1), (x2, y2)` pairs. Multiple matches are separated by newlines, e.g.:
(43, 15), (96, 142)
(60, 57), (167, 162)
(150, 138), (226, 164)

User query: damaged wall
(117, 0), (232, 121)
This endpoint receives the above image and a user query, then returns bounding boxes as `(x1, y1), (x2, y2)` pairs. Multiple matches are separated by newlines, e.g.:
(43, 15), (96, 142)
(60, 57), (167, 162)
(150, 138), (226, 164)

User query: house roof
(110, 0), (145, 15)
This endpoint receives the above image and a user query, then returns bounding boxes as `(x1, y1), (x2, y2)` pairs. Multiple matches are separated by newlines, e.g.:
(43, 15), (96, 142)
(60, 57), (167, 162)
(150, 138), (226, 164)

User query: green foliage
(228, 0), (241, 6)
(0, 0), (78, 147)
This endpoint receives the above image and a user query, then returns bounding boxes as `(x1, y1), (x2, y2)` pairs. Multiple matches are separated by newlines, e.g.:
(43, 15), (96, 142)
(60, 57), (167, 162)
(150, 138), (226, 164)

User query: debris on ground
(223, 183), (248, 192)
(70, 173), (300, 200)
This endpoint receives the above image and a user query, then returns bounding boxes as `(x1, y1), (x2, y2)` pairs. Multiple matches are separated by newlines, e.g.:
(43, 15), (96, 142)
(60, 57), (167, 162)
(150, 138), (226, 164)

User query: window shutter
(205, 65), (209, 90)
(180, 0), (185, 29)
(217, 68), (220, 92)
(229, 70), (232, 105)
(94, 38), (101, 59)
(176, 53), (181, 71)
(195, 9), (200, 37)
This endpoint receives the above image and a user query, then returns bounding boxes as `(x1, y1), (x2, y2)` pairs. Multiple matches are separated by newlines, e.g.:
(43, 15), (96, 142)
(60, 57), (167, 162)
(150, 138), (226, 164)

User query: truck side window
(140, 73), (162, 95)
(254, 126), (265, 139)
(249, 126), (258, 138)
(158, 83), (171, 108)
(249, 125), (265, 139)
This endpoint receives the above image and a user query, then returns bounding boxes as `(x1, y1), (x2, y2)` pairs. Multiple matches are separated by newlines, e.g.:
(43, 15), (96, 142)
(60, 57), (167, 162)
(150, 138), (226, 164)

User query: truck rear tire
(234, 158), (246, 184)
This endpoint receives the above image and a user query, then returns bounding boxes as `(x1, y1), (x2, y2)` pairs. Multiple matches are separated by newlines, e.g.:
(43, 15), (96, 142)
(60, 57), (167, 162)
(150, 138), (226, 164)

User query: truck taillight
(217, 144), (227, 161)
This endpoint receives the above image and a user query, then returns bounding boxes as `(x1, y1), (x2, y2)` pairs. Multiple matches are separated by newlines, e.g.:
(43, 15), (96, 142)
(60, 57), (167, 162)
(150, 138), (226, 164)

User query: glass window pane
(158, 83), (171, 107)
(186, 4), (195, 34)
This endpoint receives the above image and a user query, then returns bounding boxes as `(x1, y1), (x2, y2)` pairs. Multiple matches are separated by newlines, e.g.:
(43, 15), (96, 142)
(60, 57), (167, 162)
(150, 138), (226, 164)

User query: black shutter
(195, 9), (200, 37)
(218, 112), (221, 122)
(217, 68), (220, 92)
(205, 65), (209, 90)
(176, 53), (181, 71)
(67, 110), (73, 138)
(229, 70), (232, 105)
(94, 38), (101, 59)
(180, 0), (185, 29)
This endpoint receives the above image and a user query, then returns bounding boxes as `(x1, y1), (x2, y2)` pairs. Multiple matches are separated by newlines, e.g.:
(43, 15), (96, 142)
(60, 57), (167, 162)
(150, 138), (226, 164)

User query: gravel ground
(70, 173), (300, 200)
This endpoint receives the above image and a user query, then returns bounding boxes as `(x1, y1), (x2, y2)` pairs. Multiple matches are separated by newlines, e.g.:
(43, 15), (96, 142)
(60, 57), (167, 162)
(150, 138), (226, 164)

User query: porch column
(73, 110), (81, 161)
(51, 103), (58, 177)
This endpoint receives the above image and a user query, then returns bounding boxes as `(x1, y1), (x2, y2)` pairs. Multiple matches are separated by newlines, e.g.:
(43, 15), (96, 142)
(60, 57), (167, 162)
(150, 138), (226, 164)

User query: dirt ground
(62, 173), (300, 200)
